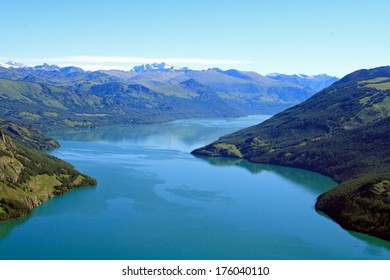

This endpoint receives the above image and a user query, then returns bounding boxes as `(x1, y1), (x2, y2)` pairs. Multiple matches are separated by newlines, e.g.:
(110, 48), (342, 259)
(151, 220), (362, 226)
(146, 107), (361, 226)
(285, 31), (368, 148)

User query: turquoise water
(0, 115), (390, 259)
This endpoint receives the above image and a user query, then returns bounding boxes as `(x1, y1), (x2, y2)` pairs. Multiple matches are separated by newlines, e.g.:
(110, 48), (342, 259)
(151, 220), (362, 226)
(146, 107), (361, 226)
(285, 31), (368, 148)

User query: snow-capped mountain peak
(266, 73), (280, 78)
(132, 62), (182, 72)
(33, 63), (61, 71)
(0, 61), (30, 69)
(0, 61), (85, 73)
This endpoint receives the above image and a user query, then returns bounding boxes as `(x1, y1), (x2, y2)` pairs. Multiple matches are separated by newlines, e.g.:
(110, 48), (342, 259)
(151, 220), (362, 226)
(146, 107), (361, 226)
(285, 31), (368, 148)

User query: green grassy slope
(192, 66), (390, 241)
(0, 78), (110, 130)
(0, 77), (246, 130)
(0, 126), (96, 222)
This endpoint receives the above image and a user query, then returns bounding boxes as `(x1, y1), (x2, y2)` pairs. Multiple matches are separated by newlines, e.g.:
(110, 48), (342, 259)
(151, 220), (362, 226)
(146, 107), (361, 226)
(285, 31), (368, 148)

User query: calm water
(1, 115), (390, 259)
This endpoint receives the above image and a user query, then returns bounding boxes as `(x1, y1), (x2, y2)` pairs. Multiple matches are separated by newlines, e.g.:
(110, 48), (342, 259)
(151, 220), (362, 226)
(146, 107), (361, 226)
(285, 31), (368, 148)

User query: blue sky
(1, 0), (389, 77)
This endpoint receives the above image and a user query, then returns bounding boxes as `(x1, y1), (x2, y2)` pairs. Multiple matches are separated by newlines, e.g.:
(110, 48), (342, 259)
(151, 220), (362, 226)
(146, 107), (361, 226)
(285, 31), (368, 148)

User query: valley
(1, 61), (389, 251)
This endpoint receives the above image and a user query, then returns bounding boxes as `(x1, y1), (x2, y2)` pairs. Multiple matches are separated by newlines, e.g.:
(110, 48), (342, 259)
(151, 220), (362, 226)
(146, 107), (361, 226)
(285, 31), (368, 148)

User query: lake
(0, 115), (389, 259)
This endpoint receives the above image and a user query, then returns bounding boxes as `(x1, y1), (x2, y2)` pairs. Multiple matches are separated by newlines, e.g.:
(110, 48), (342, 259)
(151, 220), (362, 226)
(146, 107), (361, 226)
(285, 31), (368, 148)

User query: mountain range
(0, 61), (338, 131)
(192, 66), (390, 241)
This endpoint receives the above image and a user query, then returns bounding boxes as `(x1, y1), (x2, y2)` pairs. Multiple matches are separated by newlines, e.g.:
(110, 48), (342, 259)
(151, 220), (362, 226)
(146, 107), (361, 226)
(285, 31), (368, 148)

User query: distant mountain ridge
(266, 73), (339, 93)
(0, 61), (338, 131)
(192, 66), (390, 241)
(0, 61), (30, 69)
(132, 62), (186, 72)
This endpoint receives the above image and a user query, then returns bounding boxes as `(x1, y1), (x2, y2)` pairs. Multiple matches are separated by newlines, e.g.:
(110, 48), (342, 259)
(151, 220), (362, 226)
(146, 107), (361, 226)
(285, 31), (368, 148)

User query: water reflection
(0, 216), (29, 241)
(314, 211), (390, 252)
(194, 155), (337, 195)
(348, 230), (390, 251)
(49, 115), (271, 150)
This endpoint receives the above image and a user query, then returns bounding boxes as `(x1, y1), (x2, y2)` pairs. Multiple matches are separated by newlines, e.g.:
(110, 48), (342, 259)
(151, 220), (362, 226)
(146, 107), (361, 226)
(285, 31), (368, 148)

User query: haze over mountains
(0, 61), (338, 130)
